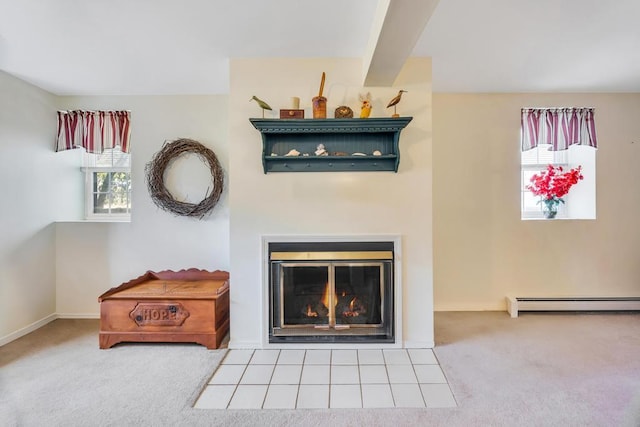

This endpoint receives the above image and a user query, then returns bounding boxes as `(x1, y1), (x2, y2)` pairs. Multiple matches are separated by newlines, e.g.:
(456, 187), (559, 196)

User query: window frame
(81, 148), (131, 221)
(521, 145), (570, 220)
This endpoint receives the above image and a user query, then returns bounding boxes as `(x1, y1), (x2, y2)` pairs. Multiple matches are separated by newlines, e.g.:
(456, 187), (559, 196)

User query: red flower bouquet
(527, 164), (583, 218)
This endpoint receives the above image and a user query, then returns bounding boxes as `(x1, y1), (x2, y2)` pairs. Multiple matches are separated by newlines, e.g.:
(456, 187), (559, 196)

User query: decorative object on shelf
(145, 138), (224, 219)
(280, 109), (305, 119)
(312, 72), (327, 119)
(280, 97), (304, 119)
(359, 92), (372, 118)
(315, 143), (328, 156)
(334, 105), (354, 118)
(527, 164), (583, 219)
(373, 150), (382, 156)
(249, 117), (412, 173)
(250, 95), (272, 118)
(285, 149), (300, 156)
(386, 90), (407, 118)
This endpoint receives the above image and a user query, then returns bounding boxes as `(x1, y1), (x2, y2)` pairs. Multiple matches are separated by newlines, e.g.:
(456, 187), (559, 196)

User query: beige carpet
(1, 312), (639, 426)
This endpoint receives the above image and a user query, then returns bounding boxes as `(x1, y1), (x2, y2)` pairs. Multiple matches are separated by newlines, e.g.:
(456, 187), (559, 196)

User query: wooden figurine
(386, 90), (407, 118)
(250, 95), (272, 118)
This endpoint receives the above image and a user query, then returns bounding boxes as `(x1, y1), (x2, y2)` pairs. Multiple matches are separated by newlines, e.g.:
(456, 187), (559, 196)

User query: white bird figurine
(386, 90), (407, 118)
(250, 95), (272, 118)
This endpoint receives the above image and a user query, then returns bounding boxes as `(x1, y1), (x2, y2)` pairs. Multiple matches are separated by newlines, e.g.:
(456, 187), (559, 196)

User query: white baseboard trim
(56, 313), (100, 319)
(506, 296), (640, 318)
(0, 313), (57, 347)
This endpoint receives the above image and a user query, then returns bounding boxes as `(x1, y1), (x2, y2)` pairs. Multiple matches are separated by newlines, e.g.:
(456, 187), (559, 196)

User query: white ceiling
(1, 0), (639, 95)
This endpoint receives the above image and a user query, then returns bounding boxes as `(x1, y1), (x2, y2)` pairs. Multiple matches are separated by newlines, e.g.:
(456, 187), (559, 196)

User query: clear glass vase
(542, 198), (560, 219)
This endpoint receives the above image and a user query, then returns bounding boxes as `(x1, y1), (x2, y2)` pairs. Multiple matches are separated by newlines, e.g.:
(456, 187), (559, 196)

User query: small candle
(291, 97), (300, 110)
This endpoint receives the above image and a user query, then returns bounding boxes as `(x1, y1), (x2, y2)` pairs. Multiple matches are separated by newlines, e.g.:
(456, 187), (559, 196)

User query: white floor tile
(300, 364), (330, 384)
(277, 349), (305, 365)
(240, 364), (275, 385)
(194, 385), (236, 409)
(408, 349), (438, 365)
(198, 347), (454, 410)
(359, 365), (389, 384)
(332, 349), (358, 365)
(331, 365), (360, 384)
(358, 349), (385, 365)
(391, 384), (426, 408)
(250, 349), (280, 365)
(330, 384), (362, 408)
(297, 384), (329, 409)
(420, 384), (457, 408)
(304, 349), (331, 365)
(383, 349), (412, 365)
(414, 365), (447, 383)
(263, 384), (299, 409)
(270, 364), (302, 385)
(209, 364), (246, 385)
(361, 384), (395, 408)
(228, 385), (268, 409)
(222, 349), (254, 365)
(386, 364), (418, 384)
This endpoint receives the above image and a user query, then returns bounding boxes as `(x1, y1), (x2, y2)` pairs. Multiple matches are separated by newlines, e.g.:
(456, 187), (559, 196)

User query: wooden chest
(98, 269), (229, 349)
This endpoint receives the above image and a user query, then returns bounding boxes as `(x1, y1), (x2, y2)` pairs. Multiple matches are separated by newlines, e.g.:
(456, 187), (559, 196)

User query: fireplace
(268, 241), (395, 344)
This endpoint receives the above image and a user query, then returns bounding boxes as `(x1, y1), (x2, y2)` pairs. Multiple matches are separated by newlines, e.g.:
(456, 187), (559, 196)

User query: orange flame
(321, 282), (331, 309)
(306, 304), (318, 317)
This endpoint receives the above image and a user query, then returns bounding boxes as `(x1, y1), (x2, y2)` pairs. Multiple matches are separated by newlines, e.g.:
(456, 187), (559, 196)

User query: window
(521, 144), (596, 220)
(82, 148), (131, 220)
(520, 106), (597, 220)
(521, 146), (569, 218)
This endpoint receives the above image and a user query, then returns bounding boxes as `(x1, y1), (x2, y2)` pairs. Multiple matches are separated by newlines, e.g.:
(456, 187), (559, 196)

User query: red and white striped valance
(521, 108), (597, 152)
(56, 110), (131, 154)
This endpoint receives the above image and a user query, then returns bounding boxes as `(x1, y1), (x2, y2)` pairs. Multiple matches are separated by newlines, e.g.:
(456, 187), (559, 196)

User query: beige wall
(228, 58), (434, 348)
(0, 71), (59, 343)
(433, 93), (640, 310)
(55, 95), (230, 316)
(7, 61), (638, 344)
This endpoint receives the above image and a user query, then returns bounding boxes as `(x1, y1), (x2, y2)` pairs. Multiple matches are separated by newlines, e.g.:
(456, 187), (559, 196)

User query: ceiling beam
(363, 0), (440, 86)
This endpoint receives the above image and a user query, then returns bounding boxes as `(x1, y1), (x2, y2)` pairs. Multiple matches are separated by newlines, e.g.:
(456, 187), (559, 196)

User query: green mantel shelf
(249, 117), (412, 173)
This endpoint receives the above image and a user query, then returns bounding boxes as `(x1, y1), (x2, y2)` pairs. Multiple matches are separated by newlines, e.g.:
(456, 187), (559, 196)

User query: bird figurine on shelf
(250, 95), (272, 118)
(386, 90), (407, 118)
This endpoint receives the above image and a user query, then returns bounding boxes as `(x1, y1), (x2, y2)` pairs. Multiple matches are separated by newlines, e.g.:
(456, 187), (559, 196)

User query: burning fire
(320, 282), (339, 309)
(321, 282), (331, 310)
(305, 304), (318, 317)
(303, 283), (365, 319)
(343, 297), (360, 317)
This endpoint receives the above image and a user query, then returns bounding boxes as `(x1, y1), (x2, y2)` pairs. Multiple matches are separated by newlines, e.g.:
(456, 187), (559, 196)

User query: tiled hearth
(195, 349), (456, 409)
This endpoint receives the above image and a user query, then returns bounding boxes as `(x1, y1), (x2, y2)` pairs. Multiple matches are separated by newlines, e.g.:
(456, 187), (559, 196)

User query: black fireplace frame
(268, 241), (395, 344)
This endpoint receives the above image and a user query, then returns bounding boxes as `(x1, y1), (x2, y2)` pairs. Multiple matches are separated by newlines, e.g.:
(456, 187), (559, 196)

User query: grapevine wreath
(145, 138), (224, 218)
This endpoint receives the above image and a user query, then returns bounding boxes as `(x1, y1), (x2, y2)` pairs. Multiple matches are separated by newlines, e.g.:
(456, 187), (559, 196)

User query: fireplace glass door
(269, 245), (394, 343)
(279, 262), (383, 329)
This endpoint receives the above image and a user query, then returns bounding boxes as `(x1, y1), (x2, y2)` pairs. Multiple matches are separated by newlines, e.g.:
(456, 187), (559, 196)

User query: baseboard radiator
(506, 296), (640, 318)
